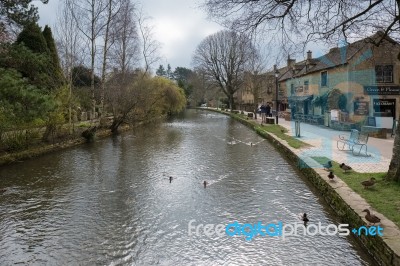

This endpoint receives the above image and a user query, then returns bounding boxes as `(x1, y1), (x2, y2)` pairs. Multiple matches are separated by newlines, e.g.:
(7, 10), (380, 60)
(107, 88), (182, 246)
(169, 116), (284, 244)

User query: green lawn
(312, 156), (400, 228)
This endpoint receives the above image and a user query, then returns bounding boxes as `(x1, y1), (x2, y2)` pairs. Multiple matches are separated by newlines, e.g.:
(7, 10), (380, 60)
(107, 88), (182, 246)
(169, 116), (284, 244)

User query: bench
(361, 126), (387, 139)
(337, 129), (370, 156)
(266, 117), (275, 124)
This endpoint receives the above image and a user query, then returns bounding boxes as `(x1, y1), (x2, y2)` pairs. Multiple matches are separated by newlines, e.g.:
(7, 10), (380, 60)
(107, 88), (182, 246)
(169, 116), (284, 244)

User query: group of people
(259, 103), (272, 122)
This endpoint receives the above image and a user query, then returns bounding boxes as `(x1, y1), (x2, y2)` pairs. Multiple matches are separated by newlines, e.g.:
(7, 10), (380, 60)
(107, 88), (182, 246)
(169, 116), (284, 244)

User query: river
(0, 109), (373, 265)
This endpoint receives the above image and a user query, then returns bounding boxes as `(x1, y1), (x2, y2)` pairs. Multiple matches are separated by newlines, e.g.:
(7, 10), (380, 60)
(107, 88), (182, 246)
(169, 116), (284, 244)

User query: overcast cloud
(36, 0), (223, 70)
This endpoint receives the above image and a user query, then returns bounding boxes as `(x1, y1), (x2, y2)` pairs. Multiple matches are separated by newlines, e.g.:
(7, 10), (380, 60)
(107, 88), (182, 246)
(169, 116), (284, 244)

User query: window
(290, 84), (294, 95)
(321, 71), (328, 87)
(304, 81), (309, 92)
(375, 65), (393, 83)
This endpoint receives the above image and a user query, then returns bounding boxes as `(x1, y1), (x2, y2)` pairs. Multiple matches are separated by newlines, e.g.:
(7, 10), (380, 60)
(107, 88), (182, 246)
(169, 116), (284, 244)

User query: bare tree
(202, 0), (400, 49)
(192, 30), (256, 110)
(99, 0), (123, 116)
(70, 0), (109, 117)
(109, 0), (139, 76)
(136, 8), (162, 74)
(55, 0), (85, 132)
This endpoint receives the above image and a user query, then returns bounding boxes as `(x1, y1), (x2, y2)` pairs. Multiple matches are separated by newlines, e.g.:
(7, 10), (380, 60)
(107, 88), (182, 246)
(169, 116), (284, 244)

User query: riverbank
(0, 123), (132, 167)
(201, 107), (400, 266)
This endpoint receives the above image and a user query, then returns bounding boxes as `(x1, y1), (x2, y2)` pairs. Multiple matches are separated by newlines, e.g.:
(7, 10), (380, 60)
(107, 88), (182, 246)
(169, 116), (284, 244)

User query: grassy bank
(0, 124), (131, 166)
(313, 156), (400, 228)
(224, 111), (309, 149)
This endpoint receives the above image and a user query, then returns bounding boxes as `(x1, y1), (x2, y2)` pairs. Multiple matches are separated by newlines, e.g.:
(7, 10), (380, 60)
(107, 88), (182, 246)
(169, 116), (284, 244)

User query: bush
(2, 131), (30, 151)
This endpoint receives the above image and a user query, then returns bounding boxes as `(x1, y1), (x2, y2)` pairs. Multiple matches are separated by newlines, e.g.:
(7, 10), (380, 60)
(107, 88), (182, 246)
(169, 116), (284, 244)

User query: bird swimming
(301, 213), (309, 225)
(362, 209), (381, 225)
(340, 163), (352, 173)
(361, 177), (376, 189)
(322, 161), (332, 171)
(328, 171), (335, 181)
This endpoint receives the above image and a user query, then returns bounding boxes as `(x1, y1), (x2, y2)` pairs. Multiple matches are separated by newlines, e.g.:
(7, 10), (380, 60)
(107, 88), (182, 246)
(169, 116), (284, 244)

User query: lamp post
(274, 65), (279, 125)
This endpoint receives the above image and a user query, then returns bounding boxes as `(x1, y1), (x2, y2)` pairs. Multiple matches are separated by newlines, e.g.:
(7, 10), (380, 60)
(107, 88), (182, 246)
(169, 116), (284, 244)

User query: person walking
(266, 104), (271, 117)
(260, 104), (267, 123)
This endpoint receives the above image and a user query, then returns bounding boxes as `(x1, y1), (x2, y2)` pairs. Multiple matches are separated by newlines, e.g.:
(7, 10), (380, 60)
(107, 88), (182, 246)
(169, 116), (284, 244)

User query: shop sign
(373, 99), (395, 107)
(354, 101), (369, 115)
(364, 86), (400, 95)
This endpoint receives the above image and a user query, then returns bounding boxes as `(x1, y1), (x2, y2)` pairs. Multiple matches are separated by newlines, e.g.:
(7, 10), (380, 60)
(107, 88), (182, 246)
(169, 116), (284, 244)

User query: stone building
(277, 31), (400, 130)
(235, 71), (276, 112)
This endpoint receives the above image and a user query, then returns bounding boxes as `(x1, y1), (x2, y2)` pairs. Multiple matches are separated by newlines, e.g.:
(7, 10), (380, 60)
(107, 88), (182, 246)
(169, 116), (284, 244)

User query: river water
(0, 110), (373, 265)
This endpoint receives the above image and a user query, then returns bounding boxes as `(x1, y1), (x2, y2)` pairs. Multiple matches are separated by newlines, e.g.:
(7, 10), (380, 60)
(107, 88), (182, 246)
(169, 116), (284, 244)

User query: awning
(288, 95), (314, 102)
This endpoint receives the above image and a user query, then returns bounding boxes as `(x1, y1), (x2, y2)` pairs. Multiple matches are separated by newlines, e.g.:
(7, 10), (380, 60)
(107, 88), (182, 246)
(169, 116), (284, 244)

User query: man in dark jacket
(266, 104), (271, 117)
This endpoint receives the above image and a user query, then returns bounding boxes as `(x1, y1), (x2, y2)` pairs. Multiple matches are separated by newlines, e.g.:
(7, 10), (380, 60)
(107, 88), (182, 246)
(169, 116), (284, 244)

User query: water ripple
(0, 110), (373, 265)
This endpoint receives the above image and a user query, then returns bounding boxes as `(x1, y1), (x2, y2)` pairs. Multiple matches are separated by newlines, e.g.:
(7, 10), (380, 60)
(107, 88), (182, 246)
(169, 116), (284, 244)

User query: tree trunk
(387, 114), (400, 182)
(110, 118), (123, 134)
(100, 0), (114, 119)
(253, 102), (258, 120)
(228, 94), (234, 111)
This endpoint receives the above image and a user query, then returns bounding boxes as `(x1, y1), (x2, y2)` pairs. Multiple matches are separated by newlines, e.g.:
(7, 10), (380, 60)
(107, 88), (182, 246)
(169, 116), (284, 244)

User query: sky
(36, 0), (224, 70)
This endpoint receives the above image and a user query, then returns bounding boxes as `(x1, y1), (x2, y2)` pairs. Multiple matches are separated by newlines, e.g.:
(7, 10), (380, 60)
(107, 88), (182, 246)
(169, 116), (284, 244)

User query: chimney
(307, 50), (312, 60)
(287, 55), (296, 68)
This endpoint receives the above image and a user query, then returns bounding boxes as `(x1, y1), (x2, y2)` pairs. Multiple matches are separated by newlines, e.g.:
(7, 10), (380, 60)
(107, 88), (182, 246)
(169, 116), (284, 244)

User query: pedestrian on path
(266, 104), (271, 117)
(260, 104), (267, 123)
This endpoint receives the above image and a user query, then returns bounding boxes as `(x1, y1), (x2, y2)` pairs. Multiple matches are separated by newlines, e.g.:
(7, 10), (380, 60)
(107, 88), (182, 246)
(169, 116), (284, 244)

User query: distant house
(235, 71), (276, 112)
(277, 31), (400, 128)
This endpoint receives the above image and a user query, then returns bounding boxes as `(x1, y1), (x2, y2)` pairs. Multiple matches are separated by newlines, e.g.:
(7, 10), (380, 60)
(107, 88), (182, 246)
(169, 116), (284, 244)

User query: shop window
(321, 71), (328, 87)
(375, 65), (393, 83)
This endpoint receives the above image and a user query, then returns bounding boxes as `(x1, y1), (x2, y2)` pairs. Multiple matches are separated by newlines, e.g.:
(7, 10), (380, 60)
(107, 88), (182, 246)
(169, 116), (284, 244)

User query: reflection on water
(0, 109), (373, 265)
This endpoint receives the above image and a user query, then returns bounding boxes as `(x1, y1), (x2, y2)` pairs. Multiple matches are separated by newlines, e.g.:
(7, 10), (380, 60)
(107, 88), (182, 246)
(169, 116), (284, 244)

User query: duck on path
(328, 171), (335, 181)
(362, 209), (381, 225)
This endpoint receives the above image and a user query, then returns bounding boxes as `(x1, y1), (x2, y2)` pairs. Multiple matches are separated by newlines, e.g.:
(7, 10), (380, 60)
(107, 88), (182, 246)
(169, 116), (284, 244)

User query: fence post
(295, 120), (301, 137)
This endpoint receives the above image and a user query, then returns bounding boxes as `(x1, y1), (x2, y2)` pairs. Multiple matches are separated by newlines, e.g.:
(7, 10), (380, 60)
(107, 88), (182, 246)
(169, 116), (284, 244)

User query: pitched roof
(278, 31), (399, 81)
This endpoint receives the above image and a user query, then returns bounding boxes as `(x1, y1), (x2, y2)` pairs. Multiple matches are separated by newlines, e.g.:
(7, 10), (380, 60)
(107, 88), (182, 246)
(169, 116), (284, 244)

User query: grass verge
(312, 156), (400, 228)
(231, 113), (309, 149)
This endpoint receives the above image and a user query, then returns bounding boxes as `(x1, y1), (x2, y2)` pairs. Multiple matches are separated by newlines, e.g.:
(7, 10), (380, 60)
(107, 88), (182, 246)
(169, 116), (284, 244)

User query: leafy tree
(16, 23), (49, 54)
(0, 0), (48, 29)
(106, 70), (186, 133)
(166, 64), (173, 79)
(72, 65), (101, 87)
(0, 67), (54, 128)
(152, 76), (186, 114)
(0, 43), (55, 89)
(42, 25), (64, 84)
(42, 86), (71, 142)
(173, 67), (194, 98)
(156, 64), (166, 77)
(174, 67), (192, 82)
